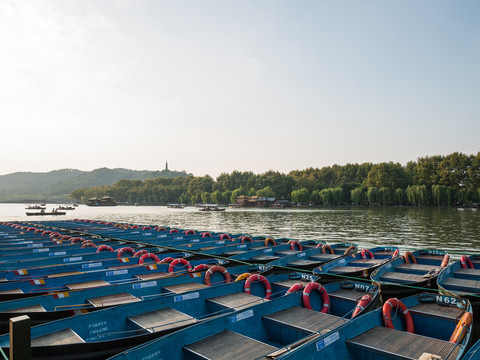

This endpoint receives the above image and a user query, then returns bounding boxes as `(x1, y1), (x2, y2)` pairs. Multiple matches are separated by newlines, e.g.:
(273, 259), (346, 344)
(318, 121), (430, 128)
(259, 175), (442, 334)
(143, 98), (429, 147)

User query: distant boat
(86, 196), (117, 207)
(25, 204), (46, 210)
(26, 210), (66, 216)
(57, 205), (75, 210)
(198, 204), (226, 212)
(167, 203), (185, 209)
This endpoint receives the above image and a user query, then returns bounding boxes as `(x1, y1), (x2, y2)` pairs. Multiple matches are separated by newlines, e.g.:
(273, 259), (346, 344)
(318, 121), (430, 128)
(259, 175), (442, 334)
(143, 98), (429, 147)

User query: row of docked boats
(0, 219), (478, 359)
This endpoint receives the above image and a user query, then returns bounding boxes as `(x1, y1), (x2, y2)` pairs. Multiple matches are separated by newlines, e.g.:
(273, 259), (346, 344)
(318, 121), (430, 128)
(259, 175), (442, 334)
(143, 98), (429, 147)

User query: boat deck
(409, 301), (465, 320)
(66, 280), (109, 290)
(3, 304), (46, 313)
(380, 272), (427, 283)
(207, 292), (265, 310)
(395, 263), (441, 273)
(32, 328), (84, 346)
(444, 278), (480, 292)
(163, 282), (209, 293)
(346, 326), (461, 359)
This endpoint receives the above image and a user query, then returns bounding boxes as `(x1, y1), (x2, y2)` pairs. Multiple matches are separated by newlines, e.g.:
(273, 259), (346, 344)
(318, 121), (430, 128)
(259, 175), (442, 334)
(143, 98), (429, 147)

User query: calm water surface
(1, 204), (479, 255)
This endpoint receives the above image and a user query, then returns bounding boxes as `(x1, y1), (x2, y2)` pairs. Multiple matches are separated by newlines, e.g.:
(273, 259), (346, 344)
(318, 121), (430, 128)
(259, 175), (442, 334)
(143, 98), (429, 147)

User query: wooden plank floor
(455, 268), (480, 278)
(329, 288), (363, 301)
(250, 255), (280, 261)
(271, 279), (310, 289)
(207, 292), (265, 310)
(184, 330), (277, 360)
(32, 328), (84, 346)
(396, 264), (441, 272)
(87, 292), (141, 307)
(0, 288), (23, 294)
(135, 272), (173, 280)
(287, 259), (320, 267)
(128, 308), (196, 333)
(329, 266), (365, 274)
(410, 302), (465, 320)
(263, 306), (346, 333)
(346, 326), (460, 359)
(309, 254), (338, 261)
(349, 259), (384, 266)
(47, 271), (83, 278)
(444, 277), (480, 292)
(380, 272), (425, 283)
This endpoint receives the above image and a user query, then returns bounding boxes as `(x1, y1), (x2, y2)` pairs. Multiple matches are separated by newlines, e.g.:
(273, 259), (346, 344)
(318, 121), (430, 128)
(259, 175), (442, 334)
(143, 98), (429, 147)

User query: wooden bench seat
(380, 272), (426, 283)
(128, 308), (196, 333)
(207, 292), (265, 310)
(87, 292), (141, 307)
(184, 330), (277, 360)
(66, 280), (109, 290)
(454, 268), (480, 279)
(444, 277), (480, 292)
(346, 326), (460, 359)
(395, 263), (441, 274)
(409, 302), (466, 320)
(163, 282), (209, 294)
(3, 304), (46, 313)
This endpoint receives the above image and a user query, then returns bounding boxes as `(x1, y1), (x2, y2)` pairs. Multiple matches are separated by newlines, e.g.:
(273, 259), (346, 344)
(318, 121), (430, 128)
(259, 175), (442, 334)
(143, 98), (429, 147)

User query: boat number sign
(230, 309), (254, 323)
(316, 331), (340, 351)
(174, 292), (200, 302)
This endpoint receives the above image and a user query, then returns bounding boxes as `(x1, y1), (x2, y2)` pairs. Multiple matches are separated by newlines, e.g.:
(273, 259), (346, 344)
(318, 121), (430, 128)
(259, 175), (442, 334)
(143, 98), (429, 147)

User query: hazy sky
(1, 1), (479, 178)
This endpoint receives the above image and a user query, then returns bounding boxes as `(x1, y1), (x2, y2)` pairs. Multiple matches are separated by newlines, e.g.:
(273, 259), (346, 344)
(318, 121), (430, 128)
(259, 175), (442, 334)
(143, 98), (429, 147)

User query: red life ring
(441, 254), (450, 268)
(169, 229), (179, 233)
(158, 257), (174, 264)
(392, 249), (400, 258)
(244, 274), (272, 300)
(289, 241), (303, 251)
(168, 258), (192, 273)
(131, 225), (139, 229)
(139, 253), (161, 264)
(264, 238), (276, 246)
(219, 234), (231, 241)
(201, 232), (212, 238)
(133, 250), (149, 257)
(81, 242), (97, 248)
(70, 237), (84, 244)
(321, 244), (334, 254)
(156, 227), (167, 232)
(352, 294), (372, 318)
(461, 255), (474, 269)
(404, 251), (416, 264)
(241, 235), (254, 244)
(302, 282), (330, 313)
(344, 246), (357, 255)
(449, 312), (473, 343)
(191, 264), (209, 272)
(142, 226), (152, 230)
(116, 247), (135, 258)
(286, 283), (304, 294)
(184, 230), (196, 235)
(204, 265), (231, 285)
(361, 249), (375, 259)
(96, 245), (114, 253)
(382, 298), (414, 333)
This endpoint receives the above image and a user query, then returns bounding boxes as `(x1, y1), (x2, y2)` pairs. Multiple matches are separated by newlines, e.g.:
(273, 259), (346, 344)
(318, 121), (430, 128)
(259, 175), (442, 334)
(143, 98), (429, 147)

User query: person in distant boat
(41, 208), (45, 213)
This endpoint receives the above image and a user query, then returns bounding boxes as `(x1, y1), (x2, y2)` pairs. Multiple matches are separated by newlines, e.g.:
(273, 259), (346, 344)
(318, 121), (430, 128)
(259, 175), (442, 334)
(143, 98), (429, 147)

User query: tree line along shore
(70, 152), (480, 207)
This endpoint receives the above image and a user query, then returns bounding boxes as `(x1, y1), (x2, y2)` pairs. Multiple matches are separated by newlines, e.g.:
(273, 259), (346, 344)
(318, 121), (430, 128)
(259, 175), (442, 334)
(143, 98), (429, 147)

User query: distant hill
(0, 168), (192, 202)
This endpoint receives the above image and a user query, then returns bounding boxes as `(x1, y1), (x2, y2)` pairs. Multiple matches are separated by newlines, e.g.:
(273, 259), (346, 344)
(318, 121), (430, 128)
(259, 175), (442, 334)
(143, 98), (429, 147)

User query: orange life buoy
(235, 272), (251, 282)
(289, 241), (303, 251)
(449, 311), (473, 343)
(361, 249), (374, 259)
(139, 253), (161, 265)
(244, 274), (272, 300)
(133, 250), (149, 257)
(204, 265), (231, 285)
(344, 246), (357, 255)
(168, 258), (192, 272)
(404, 251), (417, 264)
(382, 298), (414, 333)
(286, 283), (304, 294)
(321, 244), (334, 254)
(441, 254), (450, 268)
(116, 247), (135, 258)
(96, 245), (114, 253)
(461, 255), (474, 269)
(352, 294), (372, 318)
(264, 238), (276, 246)
(303, 282), (330, 313)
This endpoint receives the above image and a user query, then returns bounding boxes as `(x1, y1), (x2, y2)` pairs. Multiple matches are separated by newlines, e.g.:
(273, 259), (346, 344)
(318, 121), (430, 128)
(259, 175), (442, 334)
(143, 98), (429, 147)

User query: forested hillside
(71, 152), (480, 207)
(0, 168), (190, 202)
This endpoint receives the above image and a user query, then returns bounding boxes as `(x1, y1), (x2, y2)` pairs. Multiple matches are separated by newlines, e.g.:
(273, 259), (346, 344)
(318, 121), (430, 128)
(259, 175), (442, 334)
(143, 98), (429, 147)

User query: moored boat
(371, 249), (450, 299)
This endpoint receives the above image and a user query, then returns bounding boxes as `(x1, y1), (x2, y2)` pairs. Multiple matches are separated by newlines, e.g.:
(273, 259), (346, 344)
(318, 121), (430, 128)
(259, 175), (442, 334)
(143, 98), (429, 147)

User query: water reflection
(1, 204), (479, 255)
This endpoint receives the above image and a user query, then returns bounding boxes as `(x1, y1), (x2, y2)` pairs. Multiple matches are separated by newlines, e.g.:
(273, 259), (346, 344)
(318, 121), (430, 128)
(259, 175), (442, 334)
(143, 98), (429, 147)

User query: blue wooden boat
(371, 249), (450, 299)
(437, 254), (480, 311)
(0, 263), (265, 333)
(267, 243), (357, 271)
(0, 276), (378, 359)
(274, 292), (473, 360)
(0, 256), (227, 301)
(313, 246), (399, 283)
(463, 338), (480, 360)
(226, 242), (317, 264)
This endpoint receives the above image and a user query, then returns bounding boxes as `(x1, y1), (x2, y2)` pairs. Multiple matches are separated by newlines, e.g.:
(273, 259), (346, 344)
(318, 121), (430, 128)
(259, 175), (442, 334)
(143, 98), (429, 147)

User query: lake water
(2, 204), (479, 255)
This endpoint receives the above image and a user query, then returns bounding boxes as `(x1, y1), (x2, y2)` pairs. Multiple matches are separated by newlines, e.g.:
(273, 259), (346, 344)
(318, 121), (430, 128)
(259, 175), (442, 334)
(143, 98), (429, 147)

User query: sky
(1, 1), (479, 178)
